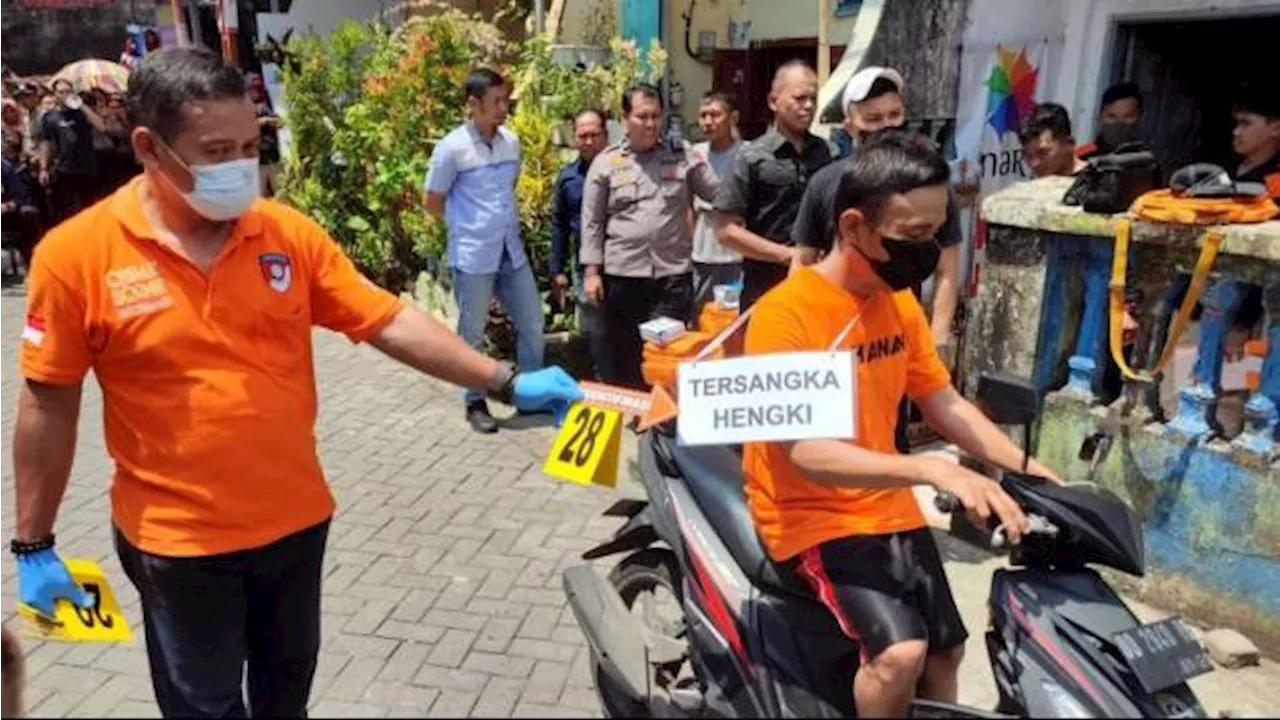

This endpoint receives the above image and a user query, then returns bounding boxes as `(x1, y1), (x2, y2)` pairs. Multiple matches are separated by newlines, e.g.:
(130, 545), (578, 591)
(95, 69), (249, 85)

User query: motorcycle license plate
(1111, 617), (1213, 694)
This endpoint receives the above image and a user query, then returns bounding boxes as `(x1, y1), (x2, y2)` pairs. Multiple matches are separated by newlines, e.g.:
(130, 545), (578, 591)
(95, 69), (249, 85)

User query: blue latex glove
(17, 548), (94, 619)
(512, 367), (585, 426)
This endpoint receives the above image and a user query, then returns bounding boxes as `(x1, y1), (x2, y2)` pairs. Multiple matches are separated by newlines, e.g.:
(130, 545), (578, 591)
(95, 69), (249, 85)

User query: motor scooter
(562, 372), (1212, 718)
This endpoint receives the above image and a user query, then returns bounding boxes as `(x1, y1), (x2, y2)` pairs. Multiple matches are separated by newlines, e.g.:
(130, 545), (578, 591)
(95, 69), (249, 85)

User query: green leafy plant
(278, 10), (668, 347)
(280, 12), (507, 290)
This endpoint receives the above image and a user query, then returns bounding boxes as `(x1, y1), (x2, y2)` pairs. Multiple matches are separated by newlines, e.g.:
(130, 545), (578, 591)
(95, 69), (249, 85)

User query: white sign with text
(677, 352), (856, 446)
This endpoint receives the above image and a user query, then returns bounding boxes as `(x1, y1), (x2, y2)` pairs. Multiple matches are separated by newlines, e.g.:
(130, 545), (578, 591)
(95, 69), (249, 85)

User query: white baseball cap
(842, 66), (905, 111)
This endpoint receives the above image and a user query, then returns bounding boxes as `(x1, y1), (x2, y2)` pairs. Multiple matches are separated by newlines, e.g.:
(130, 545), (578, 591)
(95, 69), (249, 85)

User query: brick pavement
(4, 285), (1279, 718)
(1, 287), (625, 718)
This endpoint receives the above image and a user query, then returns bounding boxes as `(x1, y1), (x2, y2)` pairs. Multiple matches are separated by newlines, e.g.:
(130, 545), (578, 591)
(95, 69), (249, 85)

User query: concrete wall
(255, 0), (387, 42)
(665, 0), (728, 135)
(1, 0), (149, 76)
(558, 0), (863, 133)
(1036, 396), (1280, 652)
(736, 0), (859, 43)
(1051, 0), (1280, 143)
(967, 177), (1280, 652)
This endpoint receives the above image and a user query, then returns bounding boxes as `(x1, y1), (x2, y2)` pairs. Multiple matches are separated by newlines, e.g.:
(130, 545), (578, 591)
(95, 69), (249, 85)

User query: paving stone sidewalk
(1, 289), (621, 718)
(3, 287), (1278, 718)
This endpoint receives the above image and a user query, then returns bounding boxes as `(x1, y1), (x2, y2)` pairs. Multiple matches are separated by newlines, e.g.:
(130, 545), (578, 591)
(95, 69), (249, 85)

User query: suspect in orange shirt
(11, 48), (583, 719)
(742, 133), (1057, 718)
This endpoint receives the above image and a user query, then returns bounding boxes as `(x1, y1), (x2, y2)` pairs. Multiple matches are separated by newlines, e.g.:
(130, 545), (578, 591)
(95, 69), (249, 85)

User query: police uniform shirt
(579, 140), (719, 279)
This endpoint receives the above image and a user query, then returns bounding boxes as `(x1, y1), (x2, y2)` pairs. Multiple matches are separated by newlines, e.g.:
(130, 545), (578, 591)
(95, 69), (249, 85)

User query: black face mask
(858, 235), (941, 291)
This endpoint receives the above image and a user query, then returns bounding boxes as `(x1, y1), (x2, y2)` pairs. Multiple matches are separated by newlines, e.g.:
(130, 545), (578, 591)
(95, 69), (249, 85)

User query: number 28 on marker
(543, 403), (623, 488)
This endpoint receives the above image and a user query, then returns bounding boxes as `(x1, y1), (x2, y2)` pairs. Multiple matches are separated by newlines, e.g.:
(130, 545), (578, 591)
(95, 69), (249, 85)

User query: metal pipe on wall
(817, 0), (831, 87)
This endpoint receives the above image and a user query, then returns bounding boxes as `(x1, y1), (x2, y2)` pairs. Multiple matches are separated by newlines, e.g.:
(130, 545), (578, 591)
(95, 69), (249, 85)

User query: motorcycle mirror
(976, 372), (1038, 426)
(976, 372), (1039, 474)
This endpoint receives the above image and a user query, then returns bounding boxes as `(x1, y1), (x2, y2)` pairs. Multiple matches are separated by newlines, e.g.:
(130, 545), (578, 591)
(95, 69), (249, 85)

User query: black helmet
(1170, 163), (1265, 199)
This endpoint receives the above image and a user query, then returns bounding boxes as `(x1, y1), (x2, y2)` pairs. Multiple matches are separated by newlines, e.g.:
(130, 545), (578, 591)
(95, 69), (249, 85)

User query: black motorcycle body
(563, 374), (1211, 718)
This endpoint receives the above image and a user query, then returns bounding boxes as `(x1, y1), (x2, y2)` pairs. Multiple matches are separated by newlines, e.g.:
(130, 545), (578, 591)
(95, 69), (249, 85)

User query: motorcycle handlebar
(934, 491), (962, 514)
(933, 492), (1059, 548)
(990, 514), (1059, 548)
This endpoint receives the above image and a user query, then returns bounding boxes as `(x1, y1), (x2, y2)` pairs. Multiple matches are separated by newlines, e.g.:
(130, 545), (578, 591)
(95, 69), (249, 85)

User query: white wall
(1053, 0), (1280, 142)
(961, 0), (1065, 44)
(256, 0), (386, 43)
(737, 0), (860, 42)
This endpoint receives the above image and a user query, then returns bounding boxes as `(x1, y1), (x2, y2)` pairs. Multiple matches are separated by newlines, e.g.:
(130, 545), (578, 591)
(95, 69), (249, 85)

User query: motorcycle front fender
(582, 502), (658, 560)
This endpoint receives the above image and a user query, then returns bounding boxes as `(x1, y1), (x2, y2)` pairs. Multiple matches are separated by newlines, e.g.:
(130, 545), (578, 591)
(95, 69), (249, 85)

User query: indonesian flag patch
(21, 314), (45, 346)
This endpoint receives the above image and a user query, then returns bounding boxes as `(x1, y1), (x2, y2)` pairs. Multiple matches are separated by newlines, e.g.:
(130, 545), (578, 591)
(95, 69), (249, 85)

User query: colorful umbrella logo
(985, 46), (1038, 137)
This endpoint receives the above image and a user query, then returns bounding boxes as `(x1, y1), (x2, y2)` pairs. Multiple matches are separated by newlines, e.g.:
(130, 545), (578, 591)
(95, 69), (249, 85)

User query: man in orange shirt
(10, 48), (582, 718)
(744, 134), (1057, 718)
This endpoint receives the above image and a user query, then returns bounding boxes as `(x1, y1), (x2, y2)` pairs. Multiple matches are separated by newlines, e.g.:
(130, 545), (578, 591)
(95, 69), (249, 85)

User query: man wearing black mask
(791, 69), (965, 454)
(792, 68), (963, 358)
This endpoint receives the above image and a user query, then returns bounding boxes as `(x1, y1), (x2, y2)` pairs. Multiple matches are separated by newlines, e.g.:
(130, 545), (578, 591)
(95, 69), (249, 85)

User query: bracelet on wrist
(10, 535), (55, 556)
(487, 361), (519, 405)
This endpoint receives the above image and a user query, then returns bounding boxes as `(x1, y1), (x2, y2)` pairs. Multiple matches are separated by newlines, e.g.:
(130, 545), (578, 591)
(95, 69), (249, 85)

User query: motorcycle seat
(662, 437), (787, 591)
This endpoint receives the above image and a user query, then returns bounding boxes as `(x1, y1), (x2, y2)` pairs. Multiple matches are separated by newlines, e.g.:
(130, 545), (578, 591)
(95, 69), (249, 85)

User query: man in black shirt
(1221, 82), (1279, 361)
(38, 79), (104, 223)
(792, 68), (962, 355)
(791, 67), (964, 454)
(714, 61), (832, 311)
(550, 109), (609, 378)
(1097, 82), (1142, 128)
(1231, 81), (1279, 196)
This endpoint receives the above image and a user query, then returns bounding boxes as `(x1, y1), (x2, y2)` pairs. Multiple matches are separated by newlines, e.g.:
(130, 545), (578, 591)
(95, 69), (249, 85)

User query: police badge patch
(258, 253), (292, 293)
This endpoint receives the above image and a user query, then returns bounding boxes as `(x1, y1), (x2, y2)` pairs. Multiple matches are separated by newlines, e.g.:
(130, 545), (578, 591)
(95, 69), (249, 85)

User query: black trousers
(115, 521), (330, 718)
(1, 206), (40, 277)
(48, 172), (96, 224)
(601, 273), (694, 389)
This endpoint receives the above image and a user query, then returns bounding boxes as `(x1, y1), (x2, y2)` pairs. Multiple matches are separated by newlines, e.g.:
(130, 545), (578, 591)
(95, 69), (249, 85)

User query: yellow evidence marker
(17, 559), (132, 643)
(543, 402), (624, 488)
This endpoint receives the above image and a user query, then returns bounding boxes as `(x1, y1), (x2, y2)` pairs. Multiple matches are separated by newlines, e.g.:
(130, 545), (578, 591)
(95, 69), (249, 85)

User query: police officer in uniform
(581, 84), (719, 389)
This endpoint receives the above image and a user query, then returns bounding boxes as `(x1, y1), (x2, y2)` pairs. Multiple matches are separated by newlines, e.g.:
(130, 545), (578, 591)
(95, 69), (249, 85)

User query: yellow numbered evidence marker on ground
(16, 559), (132, 643)
(543, 402), (624, 488)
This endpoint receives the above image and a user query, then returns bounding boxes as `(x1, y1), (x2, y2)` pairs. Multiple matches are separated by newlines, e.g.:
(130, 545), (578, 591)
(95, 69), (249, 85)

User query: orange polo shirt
(742, 268), (951, 561)
(20, 177), (404, 557)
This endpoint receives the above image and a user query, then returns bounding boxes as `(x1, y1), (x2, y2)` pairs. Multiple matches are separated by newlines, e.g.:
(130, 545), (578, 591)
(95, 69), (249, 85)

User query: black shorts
(781, 528), (968, 660)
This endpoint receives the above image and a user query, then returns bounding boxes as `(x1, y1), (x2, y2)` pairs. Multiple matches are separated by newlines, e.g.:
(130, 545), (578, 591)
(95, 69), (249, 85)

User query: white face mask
(158, 139), (260, 221)
(63, 94), (83, 110)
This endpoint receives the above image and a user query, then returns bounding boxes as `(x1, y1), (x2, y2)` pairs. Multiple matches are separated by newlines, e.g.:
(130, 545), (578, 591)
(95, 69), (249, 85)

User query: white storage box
(639, 316), (687, 346)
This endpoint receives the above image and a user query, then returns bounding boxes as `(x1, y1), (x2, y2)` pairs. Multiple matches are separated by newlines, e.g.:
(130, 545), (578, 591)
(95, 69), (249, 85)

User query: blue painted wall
(621, 0), (662, 73)
(1022, 229), (1280, 647)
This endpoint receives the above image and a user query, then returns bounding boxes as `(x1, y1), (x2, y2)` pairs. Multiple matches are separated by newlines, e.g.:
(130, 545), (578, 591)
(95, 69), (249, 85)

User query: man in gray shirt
(691, 90), (744, 316)
(580, 84), (719, 388)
